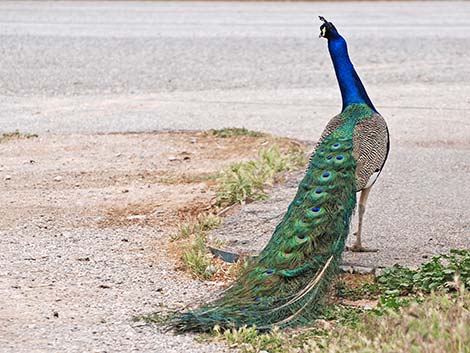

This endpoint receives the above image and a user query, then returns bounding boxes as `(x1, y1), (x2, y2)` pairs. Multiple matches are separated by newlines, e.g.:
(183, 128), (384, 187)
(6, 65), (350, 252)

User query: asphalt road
(1, 1), (469, 265)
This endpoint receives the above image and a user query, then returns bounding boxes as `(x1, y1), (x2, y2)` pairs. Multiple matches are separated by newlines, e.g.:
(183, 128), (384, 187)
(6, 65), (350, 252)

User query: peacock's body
(170, 17), (389, 332)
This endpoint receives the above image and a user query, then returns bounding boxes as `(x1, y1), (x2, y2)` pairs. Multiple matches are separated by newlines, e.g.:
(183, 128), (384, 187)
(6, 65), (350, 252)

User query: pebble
(53, 176), (63, 182)
(127, 215), (147, 220)
(5, 175), (12, 180)
(205, 265), (218, 276)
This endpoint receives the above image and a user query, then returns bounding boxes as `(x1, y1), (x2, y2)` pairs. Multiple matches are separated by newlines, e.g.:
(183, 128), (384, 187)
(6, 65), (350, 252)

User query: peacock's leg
(348, 187), (378, 252)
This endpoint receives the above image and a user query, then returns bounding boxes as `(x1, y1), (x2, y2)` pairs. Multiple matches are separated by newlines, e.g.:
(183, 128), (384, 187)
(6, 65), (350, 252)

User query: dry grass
(0, 130), (38, 143)
(317, 287), (470, 353)
(211, 286), (470, 353)
(215, 144), (308, 206)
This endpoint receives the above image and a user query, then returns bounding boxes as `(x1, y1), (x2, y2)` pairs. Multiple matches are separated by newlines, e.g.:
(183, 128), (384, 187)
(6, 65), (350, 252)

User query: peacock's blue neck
(328, 36), (377, 113)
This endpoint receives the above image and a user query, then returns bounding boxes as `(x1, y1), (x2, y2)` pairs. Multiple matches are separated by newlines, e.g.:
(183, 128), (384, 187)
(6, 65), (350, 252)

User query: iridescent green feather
(170, 104), (375, 332)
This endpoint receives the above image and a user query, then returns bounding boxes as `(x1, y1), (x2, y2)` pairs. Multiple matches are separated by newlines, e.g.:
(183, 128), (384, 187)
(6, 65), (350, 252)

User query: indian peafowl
(169, 16), (390, 332)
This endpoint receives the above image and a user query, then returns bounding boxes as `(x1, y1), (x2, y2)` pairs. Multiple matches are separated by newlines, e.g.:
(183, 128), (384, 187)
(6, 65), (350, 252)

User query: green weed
(171, 213), (222, 242)
(176, 213), (223, 279)
(337, 250), (470, 312)
(376, 250), (470, 296)
(216, 145), (307, 206)
(319, 304), (366, 328)
(214, 325), (285, 353)
(182, 234), (214, 280)
(133, 311), (169, 325)
(209, 127), (264, 138)
(0, 130), (38, 143)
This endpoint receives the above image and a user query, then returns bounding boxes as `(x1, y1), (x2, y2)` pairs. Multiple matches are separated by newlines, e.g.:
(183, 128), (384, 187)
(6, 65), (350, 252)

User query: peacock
(169, 16), (390, 332)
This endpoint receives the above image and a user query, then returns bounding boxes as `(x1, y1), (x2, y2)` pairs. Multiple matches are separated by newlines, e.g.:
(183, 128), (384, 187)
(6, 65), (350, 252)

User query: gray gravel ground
(1, 1), (470, 352)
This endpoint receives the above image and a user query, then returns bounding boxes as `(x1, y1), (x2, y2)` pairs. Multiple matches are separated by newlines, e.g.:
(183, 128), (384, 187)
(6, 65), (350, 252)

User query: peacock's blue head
(319, 16), (341, 40)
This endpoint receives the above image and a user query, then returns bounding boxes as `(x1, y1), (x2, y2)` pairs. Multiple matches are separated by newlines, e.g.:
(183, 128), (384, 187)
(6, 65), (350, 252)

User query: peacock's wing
(353, 113), (390, 190)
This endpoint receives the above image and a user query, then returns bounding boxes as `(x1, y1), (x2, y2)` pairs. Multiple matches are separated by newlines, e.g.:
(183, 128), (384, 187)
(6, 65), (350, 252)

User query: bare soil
(0, 131), (305, 353)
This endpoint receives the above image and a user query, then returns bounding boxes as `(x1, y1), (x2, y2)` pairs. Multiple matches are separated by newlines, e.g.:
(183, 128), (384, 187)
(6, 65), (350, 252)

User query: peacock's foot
(346, 244), (379, 253)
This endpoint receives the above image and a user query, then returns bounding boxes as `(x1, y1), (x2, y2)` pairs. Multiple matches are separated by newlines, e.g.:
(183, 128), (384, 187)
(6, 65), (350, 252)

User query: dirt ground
(0, 131), (304, 353)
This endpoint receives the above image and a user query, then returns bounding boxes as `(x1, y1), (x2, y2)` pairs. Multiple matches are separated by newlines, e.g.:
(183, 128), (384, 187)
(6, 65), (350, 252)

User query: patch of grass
(310, 287), (470, 353)
(209, 127), (264, 138)
(212, 287), (470, 353)
(174, 213), (223, 280)
(0, 130), (38, 143)
(214, 325), (285, 353)
(171, 213), (222, 242)
(319, 304), (366, 328)
(133, 311), (169, 325)
(157, 173), (215, 185)
(336, 281), (381, 301)
(216, 145), (307, 206)
(182, 234), (214, 280)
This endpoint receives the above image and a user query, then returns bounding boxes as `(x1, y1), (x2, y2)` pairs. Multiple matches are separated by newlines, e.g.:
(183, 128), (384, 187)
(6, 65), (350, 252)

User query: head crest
(318, 16), (338, 38)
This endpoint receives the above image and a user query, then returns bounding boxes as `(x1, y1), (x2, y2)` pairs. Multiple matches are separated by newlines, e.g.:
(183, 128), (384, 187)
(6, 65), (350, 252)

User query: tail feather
(169, 122), (358, 332)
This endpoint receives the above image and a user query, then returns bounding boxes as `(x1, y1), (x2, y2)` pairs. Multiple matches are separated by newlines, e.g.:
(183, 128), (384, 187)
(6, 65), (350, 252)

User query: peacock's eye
(265, 269), (275, 275)
(327, 155), (333, 160)
(336, 155), (344, 160)
(297, 234), (307, 240)
(322, 172), (330, 178)
(311, 207), (320, 213)
(315, 188), (323, 194)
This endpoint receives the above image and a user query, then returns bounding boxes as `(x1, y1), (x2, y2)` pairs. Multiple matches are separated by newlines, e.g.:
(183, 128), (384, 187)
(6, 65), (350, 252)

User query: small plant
(335, 279), (380, 301)
(182, 234), (214, 280)
(214, 325), (285, 353)
(0, 130), (38, 143)
(171, 213), (222, 242)
(198, 213), (223, 231)
(374, 293), (423, 314)
(376, 264), (417, 295)
(175, 213), (223, 280)
(319, 304), (366, 328)
(216, 145), (307, 206)
(337, 249), (470, 314)
(377, 249), (470, 295)
(133, 311), (169, 325)
(415, 249), (470, 292)
(209, 127), (264, 138)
